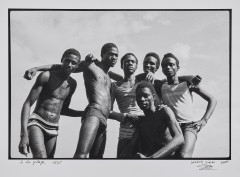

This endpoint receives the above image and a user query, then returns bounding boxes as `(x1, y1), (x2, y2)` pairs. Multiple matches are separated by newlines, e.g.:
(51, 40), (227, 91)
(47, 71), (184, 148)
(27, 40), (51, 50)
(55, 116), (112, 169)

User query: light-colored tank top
(161, 81), (198, 123)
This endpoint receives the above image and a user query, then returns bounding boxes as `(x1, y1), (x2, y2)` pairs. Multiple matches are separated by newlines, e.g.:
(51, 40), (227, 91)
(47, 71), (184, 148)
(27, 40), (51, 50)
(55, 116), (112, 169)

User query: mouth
(64, 68), (72, 73)
(144, 68), (152, 72)
(138, 102), (147, 108)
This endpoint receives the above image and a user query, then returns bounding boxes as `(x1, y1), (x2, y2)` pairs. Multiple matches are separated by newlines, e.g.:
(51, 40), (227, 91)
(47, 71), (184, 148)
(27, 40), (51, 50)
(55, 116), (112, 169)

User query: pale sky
(1, 0), (240, 177)
(10, 10), (230, 158)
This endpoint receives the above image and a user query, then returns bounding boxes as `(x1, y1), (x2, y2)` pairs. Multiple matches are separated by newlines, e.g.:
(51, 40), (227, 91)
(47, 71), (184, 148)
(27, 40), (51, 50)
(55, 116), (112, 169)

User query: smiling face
(136, 87), (155, 111)
(102, 47), (119, 67)
(161, 57), (179, 77)
(122, 55), (138, 74)
(143, 56), (158, 73)
(61, 54), (80, 75)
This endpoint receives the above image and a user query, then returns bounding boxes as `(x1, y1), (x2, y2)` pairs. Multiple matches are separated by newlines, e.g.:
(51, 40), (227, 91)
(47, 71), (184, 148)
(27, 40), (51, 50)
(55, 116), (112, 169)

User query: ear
(177, 65), (180, 70)
(152, 93), (156, 100)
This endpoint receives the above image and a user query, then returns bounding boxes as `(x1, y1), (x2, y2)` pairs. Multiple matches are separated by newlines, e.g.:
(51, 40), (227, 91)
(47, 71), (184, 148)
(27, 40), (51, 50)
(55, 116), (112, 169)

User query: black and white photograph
(1, 0), (239, 176)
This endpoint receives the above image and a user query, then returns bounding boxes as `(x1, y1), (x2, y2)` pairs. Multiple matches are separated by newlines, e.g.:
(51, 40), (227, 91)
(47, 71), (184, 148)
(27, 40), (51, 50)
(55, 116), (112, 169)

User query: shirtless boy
(160, 53), (217, 158)
(24, 43), (119, 158)
(130, 81), (184, 158)
(19, 49), (82, 158)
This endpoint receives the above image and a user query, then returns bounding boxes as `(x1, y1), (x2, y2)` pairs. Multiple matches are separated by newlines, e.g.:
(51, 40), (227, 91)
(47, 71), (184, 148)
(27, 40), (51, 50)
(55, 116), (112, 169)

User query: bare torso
(139, 108), (172, 156)
(33, 71), (75, 124)
(83, 62), (112, 117)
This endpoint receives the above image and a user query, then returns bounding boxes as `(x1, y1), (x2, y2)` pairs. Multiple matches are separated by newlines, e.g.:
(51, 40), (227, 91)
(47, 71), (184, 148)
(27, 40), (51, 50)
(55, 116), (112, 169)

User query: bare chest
(84, 67), (111, 87)
(44, 79), (71, 100)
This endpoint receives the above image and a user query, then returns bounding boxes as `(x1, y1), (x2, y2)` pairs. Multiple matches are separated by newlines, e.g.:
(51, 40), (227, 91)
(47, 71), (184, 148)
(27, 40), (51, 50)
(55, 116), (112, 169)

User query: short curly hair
(61, 48), (81, 63)
(136, 81), (156, 96)
(120, 53), (138, 69)
(144, 52), (161, 69)
(162, 53), (179, 67)
(136, 81), (161, 106)
(100, 43), (118, 57)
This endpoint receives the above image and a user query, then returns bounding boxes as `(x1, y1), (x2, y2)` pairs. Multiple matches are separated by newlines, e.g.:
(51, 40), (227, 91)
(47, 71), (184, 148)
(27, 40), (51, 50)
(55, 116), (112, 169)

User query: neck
(58, 70), (70, 80)
(99, 61), (110, 73)
(123, 72), (135, 82)
(167, 75), (179, 85)
(143, 106), (155, 116)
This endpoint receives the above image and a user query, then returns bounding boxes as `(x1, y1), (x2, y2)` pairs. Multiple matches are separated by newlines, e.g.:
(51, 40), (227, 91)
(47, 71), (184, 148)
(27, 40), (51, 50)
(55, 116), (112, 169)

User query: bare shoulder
(68, 77), (77, 87)
(36, 71), (50, 84)
(159, 106), (175, 120)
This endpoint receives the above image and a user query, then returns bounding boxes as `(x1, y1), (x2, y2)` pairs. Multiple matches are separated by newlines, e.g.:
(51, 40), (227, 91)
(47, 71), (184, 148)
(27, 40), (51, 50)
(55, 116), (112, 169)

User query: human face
(61, 54), (80, 75)
(136, 87), (155, 111)
(143, 56), (158, 73)
(122, 55), (138, 74)
(161, 57), (179, 77)
(102, 47), (119, 67)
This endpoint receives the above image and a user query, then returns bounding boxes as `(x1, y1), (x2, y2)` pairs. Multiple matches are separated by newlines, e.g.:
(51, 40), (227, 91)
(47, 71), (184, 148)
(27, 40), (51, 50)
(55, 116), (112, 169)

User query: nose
(67, 62), (73, 68)
(113, 55), (117, 60)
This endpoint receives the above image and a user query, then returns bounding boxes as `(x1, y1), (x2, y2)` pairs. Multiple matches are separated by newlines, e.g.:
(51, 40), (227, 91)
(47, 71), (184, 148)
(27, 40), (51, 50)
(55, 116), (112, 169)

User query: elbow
(209, 97), (217, 108)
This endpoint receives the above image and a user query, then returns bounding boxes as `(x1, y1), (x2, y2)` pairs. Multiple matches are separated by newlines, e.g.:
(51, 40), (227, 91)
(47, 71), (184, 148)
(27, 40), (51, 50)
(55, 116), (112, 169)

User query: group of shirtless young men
(18, 43), (217, 159)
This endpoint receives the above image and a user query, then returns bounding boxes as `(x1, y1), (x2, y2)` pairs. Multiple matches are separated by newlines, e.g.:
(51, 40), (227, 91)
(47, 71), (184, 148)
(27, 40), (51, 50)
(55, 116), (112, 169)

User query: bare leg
(89, 128), (106, 158)
(175, 131), (197, 158)
(74, 116), (100, 158)
(45, 135), (57, 158)
(28, 126), (47, 158)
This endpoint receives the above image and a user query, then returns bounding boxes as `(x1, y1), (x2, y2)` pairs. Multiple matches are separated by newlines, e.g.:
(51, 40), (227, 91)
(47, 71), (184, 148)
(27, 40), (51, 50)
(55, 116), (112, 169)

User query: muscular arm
(24, 64), (61, 80)
(24, 59), (95, 80)
(108, 71), (123, 81)
(19, 72), (48, 155)
(60, 79), (84, 117)
(191, 85), (217, 126)
(149, 107), (184, 158)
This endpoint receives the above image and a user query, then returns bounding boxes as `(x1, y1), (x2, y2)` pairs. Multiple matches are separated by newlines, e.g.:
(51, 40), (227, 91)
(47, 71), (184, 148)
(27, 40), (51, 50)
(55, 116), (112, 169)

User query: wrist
(123, 113), (128, 123)
(20, 133), (28, 138)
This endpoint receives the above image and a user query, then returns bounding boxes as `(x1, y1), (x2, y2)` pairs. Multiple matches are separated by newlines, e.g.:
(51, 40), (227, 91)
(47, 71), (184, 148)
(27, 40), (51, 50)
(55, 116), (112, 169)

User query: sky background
(1, 0), (240, 177)
(10, 10), (230, 158)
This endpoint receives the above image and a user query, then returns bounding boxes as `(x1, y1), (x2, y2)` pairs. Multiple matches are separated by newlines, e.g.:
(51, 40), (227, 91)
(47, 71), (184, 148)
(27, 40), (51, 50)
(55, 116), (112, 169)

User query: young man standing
(23, 43), (119, 158)
(110, 53), (144, 158)
(19, 49), (82, 158)
(130, 81), (184, 158)
(160, 53), (217, 158)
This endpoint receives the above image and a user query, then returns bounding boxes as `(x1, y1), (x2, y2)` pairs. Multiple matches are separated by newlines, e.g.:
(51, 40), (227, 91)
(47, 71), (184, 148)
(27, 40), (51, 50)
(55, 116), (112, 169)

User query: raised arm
(108, 71), (123, 81)
(19, 72), (48, 156)
(148, 107), (184, 158)
(24, 64), (61, 80)
(60, 79), (84, 117)
(191, 85), (217, 130)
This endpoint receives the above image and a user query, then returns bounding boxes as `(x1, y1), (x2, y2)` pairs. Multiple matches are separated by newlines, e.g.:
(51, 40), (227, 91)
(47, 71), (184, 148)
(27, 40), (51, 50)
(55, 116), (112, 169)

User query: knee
(33, 151), (47, 158)
(73, 153), (88, 158)
(178, 151), (193, 158)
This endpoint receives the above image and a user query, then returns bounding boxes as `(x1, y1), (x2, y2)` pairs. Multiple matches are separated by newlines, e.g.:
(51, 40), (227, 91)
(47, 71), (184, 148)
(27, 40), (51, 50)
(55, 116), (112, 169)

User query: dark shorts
(82, 106), (107, 127)
(179, 122), (199, 139)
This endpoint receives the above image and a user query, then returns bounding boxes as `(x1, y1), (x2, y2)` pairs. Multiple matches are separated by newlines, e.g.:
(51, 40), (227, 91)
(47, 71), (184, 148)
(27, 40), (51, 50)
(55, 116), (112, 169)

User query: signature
(197, 163), (215, 170)
(191, 160), (229, 170)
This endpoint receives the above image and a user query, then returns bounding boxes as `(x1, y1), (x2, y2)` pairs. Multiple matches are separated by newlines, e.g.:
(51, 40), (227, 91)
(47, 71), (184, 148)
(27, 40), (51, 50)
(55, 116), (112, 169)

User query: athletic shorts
(27, 113), (59, 136)
(82, 106), (107, 127)
(179, 122), (198, 139)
